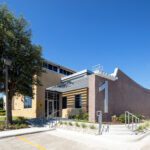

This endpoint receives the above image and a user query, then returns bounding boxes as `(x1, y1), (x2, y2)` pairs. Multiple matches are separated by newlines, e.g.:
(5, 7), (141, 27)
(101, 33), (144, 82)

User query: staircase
(101, 111), (140, 135)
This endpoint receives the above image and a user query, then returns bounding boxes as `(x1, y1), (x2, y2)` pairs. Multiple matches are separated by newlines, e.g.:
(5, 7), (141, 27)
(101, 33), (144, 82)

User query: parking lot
(0, 131), (100, 150)
(0, 129), (150, 150)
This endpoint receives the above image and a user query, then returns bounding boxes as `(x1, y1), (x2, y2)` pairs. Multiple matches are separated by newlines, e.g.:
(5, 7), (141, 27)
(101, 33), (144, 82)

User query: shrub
(118, 113), (144, 123)
(75, 122), (80, 127)
(64, 122), (67, 125)
(81, 123), (87, 128)
(68, 115), (76, 119)
(69, 122), (73, 126)
(0, 122), (5, 130)
(59, 121), (63, 125)
(136, 125), (145, 132)
(13, 116), (26, 124)
(68, 109), (88, 121)
(89, 125), (96, 129)
(0, 110), (6, 116)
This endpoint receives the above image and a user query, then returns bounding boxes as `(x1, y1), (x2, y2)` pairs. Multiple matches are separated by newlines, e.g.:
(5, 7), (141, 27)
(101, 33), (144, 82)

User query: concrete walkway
(0, 127), (54, 139)
(47, 128), (150, 150)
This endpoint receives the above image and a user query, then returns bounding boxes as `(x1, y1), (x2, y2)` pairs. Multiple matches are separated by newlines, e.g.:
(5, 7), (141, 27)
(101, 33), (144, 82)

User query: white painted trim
(99, 81), (108, 113)
(111, 67), (119, 77)
(61, 69), (92, 81)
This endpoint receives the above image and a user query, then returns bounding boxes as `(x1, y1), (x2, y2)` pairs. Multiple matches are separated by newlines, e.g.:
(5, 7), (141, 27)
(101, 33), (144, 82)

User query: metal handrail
(125, 111), (140, 131)
(46, 109), (62, 128)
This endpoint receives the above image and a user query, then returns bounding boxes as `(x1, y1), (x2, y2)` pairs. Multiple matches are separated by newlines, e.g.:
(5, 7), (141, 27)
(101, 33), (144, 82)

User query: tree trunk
(7, 92), (13, 124)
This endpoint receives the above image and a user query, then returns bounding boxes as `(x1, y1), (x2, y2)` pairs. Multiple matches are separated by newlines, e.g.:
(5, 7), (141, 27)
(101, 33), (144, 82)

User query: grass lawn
(0, 116), (29, 131)
(0, 116), (18, 122)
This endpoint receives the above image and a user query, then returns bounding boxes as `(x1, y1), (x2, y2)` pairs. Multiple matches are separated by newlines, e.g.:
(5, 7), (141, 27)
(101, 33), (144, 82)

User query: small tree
(0, 5), (44, 124)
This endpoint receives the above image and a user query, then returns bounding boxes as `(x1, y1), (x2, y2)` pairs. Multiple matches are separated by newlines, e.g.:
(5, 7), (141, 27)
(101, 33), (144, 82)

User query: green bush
(0, 110), (5, 116)
(118, 114), (126, 123)
(75, 122), (80, 127)
(0, 112), (5, 116)
(69, 122), (73, 126)
(68, 110), (88, 121)
(81, 123), (87, 128)
(89, 125), (96, 129)
(64, 122), (68, 125)
(118, 113), (143, 123)
(13, 116), (26, 124)
(59, 121), (63, 125)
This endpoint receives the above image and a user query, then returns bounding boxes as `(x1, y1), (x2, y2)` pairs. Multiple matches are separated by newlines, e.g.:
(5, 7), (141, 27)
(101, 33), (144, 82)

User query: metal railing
(46, 109), (63, 128)
(125, 111), (140, 131)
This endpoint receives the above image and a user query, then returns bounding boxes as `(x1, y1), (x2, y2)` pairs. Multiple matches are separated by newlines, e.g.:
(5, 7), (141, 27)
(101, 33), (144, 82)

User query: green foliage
(68, 122), (73, 126)
(0, 5), (44, 123)
(118, 114), (126, 123)
(137, 120), (150, 132)
(59, 121), (63, 125)
(75, 122), (80, 127)
(0, 109), (5, 116)
(0, 117), (29, 130)
(89, 125), (96, 129)
(81, 123), (87, 128)
(13, 116), (26, 124)
(118, 113), (144, 123)
(64, 122), (67, 125)
(68, 110), (88, 121)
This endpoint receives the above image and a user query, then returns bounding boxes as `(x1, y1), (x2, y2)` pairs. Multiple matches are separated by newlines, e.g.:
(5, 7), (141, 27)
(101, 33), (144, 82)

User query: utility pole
(3, 58), (12, 128)
(5, 65), (9, 128)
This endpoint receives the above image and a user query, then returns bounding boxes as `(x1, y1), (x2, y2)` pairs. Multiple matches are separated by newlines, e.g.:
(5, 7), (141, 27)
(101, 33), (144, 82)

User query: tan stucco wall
(36, 70), (63, 118)
(12, 69), (63, 118)
(12, 85), (37, 118)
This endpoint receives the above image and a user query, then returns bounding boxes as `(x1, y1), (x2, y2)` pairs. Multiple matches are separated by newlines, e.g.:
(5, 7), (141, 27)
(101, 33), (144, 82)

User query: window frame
(75, 94), (82, 108)
(62, 97), (67, 109)
(24, 96), (32, 108)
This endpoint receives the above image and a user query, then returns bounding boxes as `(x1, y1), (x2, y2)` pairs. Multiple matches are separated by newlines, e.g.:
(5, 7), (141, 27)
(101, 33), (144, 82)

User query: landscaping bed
(0, 117), (29, 131)
(136, 120), (150, 133)
(57, 121), (98, 135)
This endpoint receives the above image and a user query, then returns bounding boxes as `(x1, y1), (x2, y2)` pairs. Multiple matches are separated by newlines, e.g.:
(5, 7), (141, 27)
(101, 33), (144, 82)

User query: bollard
(97, 111), (102, 135)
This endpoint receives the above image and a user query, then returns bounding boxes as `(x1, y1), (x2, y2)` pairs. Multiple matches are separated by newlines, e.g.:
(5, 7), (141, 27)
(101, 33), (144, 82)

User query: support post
(97, 111), (102, 135)
(5, 65), (9, 128)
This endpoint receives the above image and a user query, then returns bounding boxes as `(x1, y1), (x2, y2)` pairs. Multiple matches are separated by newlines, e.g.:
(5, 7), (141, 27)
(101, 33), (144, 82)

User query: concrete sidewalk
(0, 127), (54, 139)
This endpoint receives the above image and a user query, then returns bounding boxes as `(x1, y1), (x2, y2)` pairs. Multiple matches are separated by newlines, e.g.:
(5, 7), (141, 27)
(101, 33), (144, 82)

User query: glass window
(62, 97), (67, 109)
(24, 96), (32, 108)
(48, 64), (53, 70)
(53, 66), (58, 72)
(75, 94), (82, 108)
(43, 62), (47, 68)
(60, 69), (63, 74)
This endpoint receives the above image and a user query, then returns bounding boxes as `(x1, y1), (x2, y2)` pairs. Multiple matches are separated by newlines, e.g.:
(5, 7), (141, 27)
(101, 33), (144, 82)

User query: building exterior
(12, 60), (75, 118)
(12, 60), (150, 122)
(46, 68), (150, 122)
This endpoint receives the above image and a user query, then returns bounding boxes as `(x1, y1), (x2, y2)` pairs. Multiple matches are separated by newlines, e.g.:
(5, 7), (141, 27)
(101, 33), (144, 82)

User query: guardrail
(125, 111), (140, 131)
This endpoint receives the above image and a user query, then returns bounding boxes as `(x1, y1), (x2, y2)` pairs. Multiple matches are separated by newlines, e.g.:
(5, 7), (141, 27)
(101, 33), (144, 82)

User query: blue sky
(0, 0), (150, 88)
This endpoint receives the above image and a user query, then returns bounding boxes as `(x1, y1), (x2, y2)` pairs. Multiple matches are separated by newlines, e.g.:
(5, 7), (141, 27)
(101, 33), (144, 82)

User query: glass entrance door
(45, 91), (60, 118)
(48, 101), (53, 116)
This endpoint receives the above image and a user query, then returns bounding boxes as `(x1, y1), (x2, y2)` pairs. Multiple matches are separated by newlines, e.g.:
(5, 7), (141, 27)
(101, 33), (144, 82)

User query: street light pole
(3, 58), (12, 128)
(5, 65), (9, 128)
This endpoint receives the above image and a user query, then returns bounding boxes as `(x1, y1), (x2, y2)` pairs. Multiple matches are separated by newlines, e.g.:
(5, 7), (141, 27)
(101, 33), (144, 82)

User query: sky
(0, 0), (150, 88)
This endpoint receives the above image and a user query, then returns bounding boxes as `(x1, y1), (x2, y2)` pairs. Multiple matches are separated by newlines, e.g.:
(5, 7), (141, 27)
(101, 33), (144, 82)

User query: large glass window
(53, 66), (58, 72)
(75, 94), (82, 108)
(24, 96), (32, 108)
(62, 97), (67, 109)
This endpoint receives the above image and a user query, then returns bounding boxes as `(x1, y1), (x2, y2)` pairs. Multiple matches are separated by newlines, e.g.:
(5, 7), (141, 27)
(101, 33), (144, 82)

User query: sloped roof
(46, 77), (88, 92)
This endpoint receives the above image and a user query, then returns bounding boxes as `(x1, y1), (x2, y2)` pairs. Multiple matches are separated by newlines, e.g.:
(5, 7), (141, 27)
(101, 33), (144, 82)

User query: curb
(0, 128), (56, 139)
(134, 130), (150, 141)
